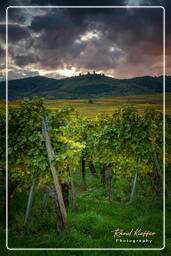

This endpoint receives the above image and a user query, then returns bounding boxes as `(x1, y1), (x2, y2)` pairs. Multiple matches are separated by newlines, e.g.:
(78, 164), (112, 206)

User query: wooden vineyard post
(42, 117), (68, 230)
(66, 144), (78, 211)
(153, 152), (168, 198)
(42, 192), (47, 205)
(89, 161), (98, 178)
(128, 157), (141, 205)
(68, 164), (78, 211)
(24, 176), (37, 225)
(81, 158), (87, 190)
(105, 167), (113, 201)
(100, 166), (106, 186)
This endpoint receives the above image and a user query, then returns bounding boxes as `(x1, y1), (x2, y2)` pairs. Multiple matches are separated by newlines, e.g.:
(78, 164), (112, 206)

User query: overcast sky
(0, 0), (170, 80)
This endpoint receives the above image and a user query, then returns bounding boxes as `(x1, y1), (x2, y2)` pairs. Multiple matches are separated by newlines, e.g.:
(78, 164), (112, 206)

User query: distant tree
(88, 99), (93, 104)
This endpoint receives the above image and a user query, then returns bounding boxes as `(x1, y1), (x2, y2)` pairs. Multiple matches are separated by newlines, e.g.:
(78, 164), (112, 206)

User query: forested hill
(0, 74), (171, 101)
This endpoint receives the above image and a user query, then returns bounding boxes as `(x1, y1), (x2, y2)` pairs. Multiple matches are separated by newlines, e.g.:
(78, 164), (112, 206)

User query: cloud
(7, 69), (39, 80)
(25, 7), (164, 76)
(0, 66), (39, 81)
(0, 1), (170, 80)
(0, 23), (30, 43)
(14, 55), (40, 67)
(0, 44), (5, 59)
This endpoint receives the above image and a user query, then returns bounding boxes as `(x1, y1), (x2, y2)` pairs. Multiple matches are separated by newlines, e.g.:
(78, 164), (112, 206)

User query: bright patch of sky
(80, 30), (100, 41)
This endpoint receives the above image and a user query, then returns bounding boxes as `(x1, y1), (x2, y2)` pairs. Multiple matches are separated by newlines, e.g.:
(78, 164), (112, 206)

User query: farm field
(44, 93), (171, 117)
(8, 93), (171, 117)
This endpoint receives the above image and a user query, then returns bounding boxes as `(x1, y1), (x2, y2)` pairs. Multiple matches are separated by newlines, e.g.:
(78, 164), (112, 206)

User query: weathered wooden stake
(100, 166), (106, 185)
(24, 176), (37, 225)
(42, 117), (68, 229)
(66, 144), (78, 211)
(153, 152), (168, 198)
(81, 158), (87, 190)
(105, 167), (113, 201)
(89, 161), (98, 178)
(68, 165), (78, 211)
(42, 192), (47, 205)
(128, 157), (141, 205)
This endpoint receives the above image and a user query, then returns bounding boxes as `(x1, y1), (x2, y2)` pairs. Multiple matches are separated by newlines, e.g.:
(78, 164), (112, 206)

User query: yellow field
(7, 93), (171, 118)
(44, 93), (171, 117)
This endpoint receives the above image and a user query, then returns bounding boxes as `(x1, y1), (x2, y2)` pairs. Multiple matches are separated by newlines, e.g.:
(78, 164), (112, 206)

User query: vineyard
(0, 97), (171, 251)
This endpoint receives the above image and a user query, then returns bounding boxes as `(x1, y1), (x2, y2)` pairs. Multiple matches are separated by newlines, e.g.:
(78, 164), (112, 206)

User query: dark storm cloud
(0, 23), (30, 43)
(0, 0), (170, 79)
(24, 7), (163, 73)
(7, 8), (27, 23)
(76, 46), (125, 70)
(0, 0), (32, 22)
(29, 0), (125, 6)
(14, 55), (39, 67)
(26, 8), (91, 69)
(29, 9), (71, 32)
(0, 44), (5, 59)
(29, 8), (89, 47)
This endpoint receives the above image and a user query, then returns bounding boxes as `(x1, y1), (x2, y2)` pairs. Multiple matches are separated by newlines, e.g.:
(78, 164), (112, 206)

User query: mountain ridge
(0, 74), (171, 101)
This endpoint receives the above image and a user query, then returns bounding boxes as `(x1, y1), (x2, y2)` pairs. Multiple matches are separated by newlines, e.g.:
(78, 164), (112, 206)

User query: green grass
(5, 196), (164, 249)
(0, 166), (171, 256)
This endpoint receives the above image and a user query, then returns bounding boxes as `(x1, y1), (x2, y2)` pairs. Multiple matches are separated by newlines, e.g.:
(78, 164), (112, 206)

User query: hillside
(0, 74), (171, 101)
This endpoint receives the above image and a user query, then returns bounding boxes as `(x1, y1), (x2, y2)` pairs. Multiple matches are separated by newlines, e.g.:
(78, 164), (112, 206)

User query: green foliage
(7, 97), (49, 190)
(1, 98), (85, 192)
(1, 97), (168, 198)
(86, 105), (165, 178)
(0, 101), (6, 169)
(1, 96), (169, 249)
(1, 74), (171, 101)
(112, 176), (130, 201)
